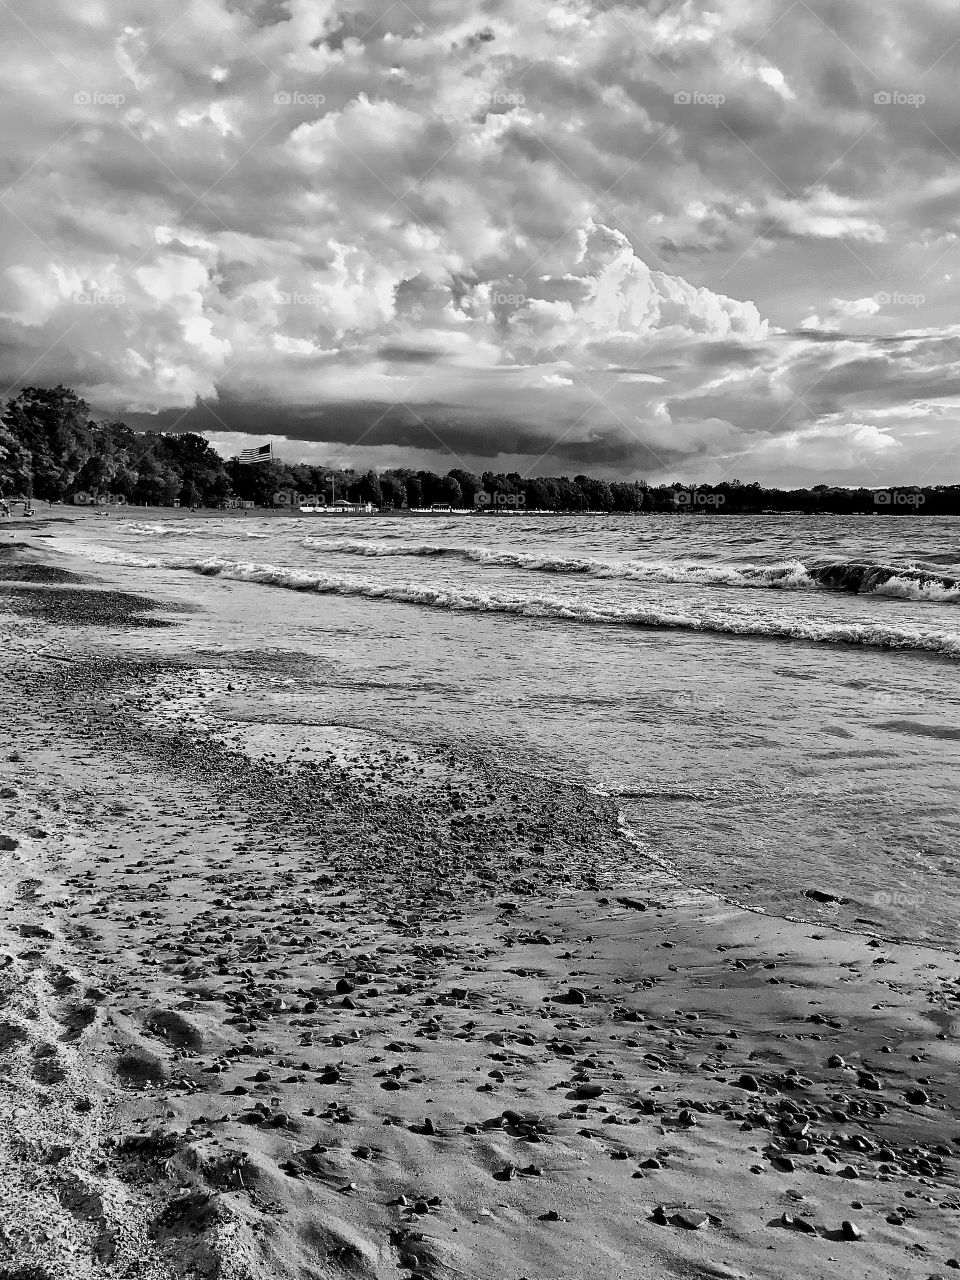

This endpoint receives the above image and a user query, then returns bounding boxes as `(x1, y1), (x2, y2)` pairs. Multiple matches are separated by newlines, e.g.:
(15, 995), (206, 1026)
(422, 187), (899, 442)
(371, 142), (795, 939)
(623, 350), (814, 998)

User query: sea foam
(169, 555), (960, 656)
(300, 539), (960, 602)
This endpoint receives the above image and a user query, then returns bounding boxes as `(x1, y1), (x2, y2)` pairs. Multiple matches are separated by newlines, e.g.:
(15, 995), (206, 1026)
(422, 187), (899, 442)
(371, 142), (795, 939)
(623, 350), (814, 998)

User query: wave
(301, 539), (960, 603)
(89, 552), (954, 656)
(304, 538), (456, 558)
(807, 561), (960, 602)
(119, 521), (268, 539)
(58, 545), (162, 568)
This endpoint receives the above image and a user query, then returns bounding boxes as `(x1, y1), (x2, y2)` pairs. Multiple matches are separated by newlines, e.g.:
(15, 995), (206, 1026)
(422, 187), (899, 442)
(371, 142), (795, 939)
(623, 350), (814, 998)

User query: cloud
(800, 294), (881, 331)
(0, 0), (959, 482)
(709, 418), (904, 489)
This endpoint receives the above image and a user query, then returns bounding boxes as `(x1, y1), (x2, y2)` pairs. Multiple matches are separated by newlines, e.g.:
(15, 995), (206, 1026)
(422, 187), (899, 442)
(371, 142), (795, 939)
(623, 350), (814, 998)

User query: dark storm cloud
(375, 346), (447, 364)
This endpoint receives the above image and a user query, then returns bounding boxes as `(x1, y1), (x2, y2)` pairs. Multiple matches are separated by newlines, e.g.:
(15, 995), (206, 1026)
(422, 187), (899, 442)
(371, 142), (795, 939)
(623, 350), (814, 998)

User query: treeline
(235, 463), (653, 513)
(2, 384), (959, 514)
(0, 386), (231, 507)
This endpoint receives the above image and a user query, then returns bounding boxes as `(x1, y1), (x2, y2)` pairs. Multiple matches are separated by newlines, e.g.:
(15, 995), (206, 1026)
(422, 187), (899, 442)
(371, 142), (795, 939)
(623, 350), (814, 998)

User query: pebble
(781, 1213), (817, 1234)
(559, 988), (588, 1005)
(675, 1210), (709, 1230)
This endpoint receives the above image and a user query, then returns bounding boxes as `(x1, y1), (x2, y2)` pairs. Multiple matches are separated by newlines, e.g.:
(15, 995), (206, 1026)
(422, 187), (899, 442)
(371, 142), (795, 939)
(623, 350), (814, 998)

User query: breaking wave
(141, 554), (960, 656)
(119, 521), (268, 539)
(301, 539), (960, 603)
(807, 561), (960, 602)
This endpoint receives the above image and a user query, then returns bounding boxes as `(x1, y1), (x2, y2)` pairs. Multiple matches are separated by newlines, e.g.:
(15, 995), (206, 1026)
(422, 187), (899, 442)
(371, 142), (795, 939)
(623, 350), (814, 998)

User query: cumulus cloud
(799, 295), (881, 331)
(1, 0), (959, 481)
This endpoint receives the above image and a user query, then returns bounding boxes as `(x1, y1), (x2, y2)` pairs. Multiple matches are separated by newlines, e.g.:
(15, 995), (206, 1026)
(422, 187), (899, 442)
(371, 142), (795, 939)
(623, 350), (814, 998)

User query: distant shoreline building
(298, 499), (376, 515)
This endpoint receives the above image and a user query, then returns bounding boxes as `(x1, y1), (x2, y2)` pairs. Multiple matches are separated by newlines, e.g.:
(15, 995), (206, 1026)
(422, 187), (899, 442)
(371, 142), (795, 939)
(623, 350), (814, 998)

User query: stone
(675, 1210), (709, 1230)
(559, 988), (588, 1005)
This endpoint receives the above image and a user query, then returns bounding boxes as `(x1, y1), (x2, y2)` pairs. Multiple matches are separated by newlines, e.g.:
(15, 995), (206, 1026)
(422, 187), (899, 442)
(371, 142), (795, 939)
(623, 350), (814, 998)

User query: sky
(2, 0), (960, 486)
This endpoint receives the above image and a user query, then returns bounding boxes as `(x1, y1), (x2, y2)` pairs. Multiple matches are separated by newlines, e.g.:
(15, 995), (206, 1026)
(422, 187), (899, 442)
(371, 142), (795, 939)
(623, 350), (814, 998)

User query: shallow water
(53, 511), (960, 946)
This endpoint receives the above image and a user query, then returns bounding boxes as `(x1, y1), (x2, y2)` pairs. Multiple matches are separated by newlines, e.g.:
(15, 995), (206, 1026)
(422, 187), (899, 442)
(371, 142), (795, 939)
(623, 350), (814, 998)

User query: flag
(239, 443), (274, 465)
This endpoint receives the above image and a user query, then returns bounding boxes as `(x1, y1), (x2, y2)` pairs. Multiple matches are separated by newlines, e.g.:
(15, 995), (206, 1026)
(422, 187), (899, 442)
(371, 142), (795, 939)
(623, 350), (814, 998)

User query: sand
(0, 520), (957, 1280)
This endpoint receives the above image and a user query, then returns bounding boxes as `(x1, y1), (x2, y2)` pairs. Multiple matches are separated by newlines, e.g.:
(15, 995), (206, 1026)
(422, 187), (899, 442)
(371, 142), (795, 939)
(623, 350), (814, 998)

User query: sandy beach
(0, 518), (957, 1280)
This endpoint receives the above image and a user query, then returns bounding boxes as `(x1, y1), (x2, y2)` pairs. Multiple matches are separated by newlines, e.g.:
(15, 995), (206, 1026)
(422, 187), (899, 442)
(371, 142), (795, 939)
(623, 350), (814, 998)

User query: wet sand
(0, 526), (958, 1280)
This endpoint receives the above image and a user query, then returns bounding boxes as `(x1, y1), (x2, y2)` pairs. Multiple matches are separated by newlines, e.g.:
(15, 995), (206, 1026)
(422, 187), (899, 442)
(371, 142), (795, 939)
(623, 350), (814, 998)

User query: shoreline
(0, 531), (957, 1279)
(4, 504), (957, 522)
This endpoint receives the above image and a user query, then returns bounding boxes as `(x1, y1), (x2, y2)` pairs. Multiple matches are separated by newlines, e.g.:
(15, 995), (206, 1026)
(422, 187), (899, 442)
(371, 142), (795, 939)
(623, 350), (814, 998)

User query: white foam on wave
(304, 538), (452, 558)
(304, 537), (815, 581)
(166, 554), (960, 656)
(302, 538), (960, 602)
(118, 521), (205, 536)
(55, 539), (960, 654)
(119, 521), (268, 539)
(867, 574), (960, 604)
(55, 544), (163, 568)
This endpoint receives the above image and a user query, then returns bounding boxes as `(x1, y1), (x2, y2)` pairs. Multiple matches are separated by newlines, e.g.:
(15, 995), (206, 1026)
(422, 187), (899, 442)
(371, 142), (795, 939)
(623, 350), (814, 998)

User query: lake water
(54, 510), (960, 947)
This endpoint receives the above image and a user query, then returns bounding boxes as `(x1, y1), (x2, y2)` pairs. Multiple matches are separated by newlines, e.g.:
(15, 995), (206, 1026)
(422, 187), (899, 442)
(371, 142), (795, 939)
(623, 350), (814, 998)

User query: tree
(448, 468), (480, 507)
(523, 476), (560, 510)
(610, 481), (646, 512)
(417, 469), (449, 505)
(352, 470), (383, 506)
(0, 418), (32, 496)
(439, 475), (463, 506)
(554, 477), (586, 511)
(226, 458), (294, 505)
(576, 475), (614, 510)
(162, 432), (231, 505)
(2, 385), (94, 498)
(380, 474), (407, 508)
(133, 449), (181, 505)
